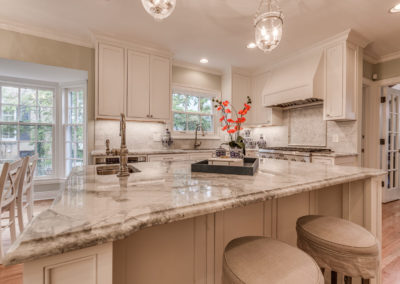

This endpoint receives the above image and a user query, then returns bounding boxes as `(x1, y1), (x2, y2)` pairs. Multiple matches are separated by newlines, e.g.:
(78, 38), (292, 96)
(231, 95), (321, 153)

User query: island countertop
(4, 159), (384, 265)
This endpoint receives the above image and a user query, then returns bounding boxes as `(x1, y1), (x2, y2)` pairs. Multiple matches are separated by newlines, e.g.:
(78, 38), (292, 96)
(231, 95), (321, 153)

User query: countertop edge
(3, 169), (384, 266)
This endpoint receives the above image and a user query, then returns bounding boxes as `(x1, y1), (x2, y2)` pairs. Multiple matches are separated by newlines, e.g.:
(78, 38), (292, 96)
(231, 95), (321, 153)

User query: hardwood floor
(1, 200), (400, 283)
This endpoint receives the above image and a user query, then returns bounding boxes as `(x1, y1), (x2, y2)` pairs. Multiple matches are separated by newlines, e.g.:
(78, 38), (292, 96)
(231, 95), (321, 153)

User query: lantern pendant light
(141, 0), (176, 21)
(254, 0), (283, 52)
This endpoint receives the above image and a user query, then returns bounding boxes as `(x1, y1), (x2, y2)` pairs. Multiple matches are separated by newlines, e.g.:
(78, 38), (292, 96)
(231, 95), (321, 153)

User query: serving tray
(191, 158), (259, 176)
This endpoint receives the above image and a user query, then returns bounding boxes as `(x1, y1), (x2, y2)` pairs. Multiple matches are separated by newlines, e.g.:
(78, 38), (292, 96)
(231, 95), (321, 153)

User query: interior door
(381, 86), (400, 203)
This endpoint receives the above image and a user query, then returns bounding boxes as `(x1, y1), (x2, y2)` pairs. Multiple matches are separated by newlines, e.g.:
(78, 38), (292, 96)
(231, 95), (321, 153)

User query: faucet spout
(194, 124), (205, 149)
(117, 113), (130, 177)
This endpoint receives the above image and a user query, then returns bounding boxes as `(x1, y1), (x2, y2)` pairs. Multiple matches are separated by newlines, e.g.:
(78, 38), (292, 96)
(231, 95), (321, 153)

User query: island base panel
(23, 177), (382, 284)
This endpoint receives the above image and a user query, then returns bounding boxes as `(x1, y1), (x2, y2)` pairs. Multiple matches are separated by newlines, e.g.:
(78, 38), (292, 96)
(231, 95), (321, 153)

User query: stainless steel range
(259, 147), (332, 163)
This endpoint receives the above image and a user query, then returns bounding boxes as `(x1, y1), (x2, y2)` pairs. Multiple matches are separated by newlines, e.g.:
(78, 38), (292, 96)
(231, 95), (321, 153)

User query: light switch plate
(153, 133), (161, 142)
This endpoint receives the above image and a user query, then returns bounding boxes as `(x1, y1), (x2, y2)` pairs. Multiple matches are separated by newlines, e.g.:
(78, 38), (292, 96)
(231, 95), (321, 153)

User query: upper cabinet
(97, 43), (125, 118)
(149, 56), (171, 120)
(323, 40), (359, 121)
(96, 38), (172, 121)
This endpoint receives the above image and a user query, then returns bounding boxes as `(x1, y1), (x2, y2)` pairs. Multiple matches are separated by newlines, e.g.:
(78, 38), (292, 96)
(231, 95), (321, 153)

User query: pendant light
(254, 0), (283, 52)
(141, 0), (176, 21)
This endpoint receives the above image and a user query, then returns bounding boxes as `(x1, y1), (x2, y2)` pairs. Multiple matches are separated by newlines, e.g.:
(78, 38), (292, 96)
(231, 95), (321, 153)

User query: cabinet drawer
(311, 157), (334, 165)
(148, 154), (188, 162)
(189, 152), (213, 161)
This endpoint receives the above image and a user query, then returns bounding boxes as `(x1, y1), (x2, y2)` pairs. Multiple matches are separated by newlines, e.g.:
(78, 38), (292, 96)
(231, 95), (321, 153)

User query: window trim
(60, 81), (87, 178)
(171, 84), (221, 139)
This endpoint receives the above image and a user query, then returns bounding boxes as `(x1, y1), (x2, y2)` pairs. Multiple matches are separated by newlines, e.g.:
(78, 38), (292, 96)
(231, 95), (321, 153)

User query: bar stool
(223, 236), (324, 284)
(296, 215), (380, 284)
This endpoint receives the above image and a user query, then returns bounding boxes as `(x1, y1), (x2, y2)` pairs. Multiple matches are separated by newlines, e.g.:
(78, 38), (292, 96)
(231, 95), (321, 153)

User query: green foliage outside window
(172, 92), (214, 133)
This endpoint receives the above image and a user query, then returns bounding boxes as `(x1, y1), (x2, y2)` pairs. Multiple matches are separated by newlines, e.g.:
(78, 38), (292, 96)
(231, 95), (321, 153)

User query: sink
(96, 165), (141, 175)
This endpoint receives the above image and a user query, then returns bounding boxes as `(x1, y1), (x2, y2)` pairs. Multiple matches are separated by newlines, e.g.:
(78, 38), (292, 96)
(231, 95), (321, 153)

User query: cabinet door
(98, 43), (125, 118)
(324, 43), (344, 119)
(127, 50), (150, 119)
(232, 73), (251, 113)
(150, 56), (170, 120)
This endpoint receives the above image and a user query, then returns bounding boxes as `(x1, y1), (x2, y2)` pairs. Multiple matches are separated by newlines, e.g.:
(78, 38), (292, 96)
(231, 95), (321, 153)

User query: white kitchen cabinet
(189, 152), (213, 162)
(97, 43), (125, 118)
(127, 50), (150, 119)
(150, 55), (171, 120)
(323, 41), (358, 121)
(232, 73), (251, 114)
(96, 38), (171, 121)
(148, 154), (188, 162)
(311, 155), (357, 166)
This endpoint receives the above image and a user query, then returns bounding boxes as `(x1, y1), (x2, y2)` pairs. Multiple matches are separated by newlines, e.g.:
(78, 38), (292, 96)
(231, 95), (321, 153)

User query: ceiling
(0, 0), (399, 71)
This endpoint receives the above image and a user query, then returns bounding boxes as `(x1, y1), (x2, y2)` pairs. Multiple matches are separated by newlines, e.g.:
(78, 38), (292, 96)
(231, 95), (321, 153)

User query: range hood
(262, 49), (324, 108)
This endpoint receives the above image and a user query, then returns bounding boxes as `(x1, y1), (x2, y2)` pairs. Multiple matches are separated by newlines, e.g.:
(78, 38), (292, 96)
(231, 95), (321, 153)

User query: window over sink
(171, 86), (220, 136)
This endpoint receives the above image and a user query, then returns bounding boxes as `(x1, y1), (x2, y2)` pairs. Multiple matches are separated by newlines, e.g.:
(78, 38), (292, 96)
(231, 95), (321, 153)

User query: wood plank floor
(1, 200), (400, 283)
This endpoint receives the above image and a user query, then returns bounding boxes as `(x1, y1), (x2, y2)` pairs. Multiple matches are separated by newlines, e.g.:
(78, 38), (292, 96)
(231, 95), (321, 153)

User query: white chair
(17, 154), (38, 232)
(0, 158), (28, 259)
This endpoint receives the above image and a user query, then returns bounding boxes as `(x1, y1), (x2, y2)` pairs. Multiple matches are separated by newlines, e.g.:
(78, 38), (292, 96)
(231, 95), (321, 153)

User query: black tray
(191, 158), (259, 176)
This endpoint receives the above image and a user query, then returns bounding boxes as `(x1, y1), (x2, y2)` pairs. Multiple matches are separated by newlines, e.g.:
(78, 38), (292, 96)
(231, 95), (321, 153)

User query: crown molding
(93, 32), (173, 58)
(379, 50), (400, 63)
(172, 60), (223, 76)
(0, 18), (93, 48)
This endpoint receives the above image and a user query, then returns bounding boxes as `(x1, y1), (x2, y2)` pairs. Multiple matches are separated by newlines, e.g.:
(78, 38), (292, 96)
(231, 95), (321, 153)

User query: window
(0, 85), (55, 176)
(172, 87), (217, 134)
(0, 79), (87, 180)
(64, 88), (85, 176)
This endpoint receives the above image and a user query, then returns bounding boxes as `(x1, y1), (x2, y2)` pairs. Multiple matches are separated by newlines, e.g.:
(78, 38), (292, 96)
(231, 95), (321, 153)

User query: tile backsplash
(94, 120), (222, 151)
(247, 105), (357, 153)
(95, 105), (357, 154)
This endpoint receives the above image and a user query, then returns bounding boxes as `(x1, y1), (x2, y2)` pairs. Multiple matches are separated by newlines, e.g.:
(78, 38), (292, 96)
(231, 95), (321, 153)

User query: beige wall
(172, 66), (221, 91)
(0, 28), (96, 159)
(363, 58), (400, 80)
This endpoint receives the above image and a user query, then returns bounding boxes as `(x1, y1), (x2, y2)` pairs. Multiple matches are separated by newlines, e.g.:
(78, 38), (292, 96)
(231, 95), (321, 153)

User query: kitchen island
(4, 160), (384, 284)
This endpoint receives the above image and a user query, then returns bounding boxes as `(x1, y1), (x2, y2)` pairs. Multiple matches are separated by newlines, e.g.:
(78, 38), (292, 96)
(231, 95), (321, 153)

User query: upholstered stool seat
(223, 236), (324, 284)
(296, 215), (380, 282)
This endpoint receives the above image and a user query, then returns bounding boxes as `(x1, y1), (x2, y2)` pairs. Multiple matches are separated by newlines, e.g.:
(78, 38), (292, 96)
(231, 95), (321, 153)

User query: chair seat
(296, 215), (379, 278)
(223, 236), (324, 284)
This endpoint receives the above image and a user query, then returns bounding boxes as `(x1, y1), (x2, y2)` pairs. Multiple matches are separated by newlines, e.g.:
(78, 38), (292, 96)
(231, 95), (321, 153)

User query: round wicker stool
(223, 236), (324, 284)
(296, 215), (380, 284)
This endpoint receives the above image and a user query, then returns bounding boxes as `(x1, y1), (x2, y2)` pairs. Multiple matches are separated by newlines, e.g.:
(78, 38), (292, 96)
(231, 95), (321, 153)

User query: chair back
(18, 154), (38, 199)
(0, 158), (28, 208)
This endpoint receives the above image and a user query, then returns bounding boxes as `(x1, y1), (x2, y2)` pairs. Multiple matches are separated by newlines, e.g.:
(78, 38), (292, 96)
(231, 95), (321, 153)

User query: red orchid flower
(227, 118), (235, 123)
(217, 106), (222, 111)
(222, 125), (228, 131)
(219, 116), (224, 122)
(244, 103), (251, 110)
(227, 129), (236, 134)
(225, 108), (231, 113)
(223, 100), (229, 107)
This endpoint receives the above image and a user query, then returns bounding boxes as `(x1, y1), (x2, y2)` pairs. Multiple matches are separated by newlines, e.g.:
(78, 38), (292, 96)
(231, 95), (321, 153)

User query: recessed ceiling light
(200, 58), (208, 64)
(390, 3), (400, 13)
(247, 42), (257, 49)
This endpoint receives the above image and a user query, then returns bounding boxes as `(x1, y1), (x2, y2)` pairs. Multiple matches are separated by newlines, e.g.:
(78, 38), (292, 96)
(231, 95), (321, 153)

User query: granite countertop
(4, 160), (384, 265)
(91, 148), (217, 156)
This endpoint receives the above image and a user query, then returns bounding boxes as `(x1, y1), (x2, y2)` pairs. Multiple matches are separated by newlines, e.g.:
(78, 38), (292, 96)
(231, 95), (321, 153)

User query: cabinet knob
(150, 114), (153, 118)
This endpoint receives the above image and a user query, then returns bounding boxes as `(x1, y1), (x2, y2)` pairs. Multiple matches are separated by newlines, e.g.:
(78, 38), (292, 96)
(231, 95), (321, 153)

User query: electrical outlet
(332, 134), (339, 143)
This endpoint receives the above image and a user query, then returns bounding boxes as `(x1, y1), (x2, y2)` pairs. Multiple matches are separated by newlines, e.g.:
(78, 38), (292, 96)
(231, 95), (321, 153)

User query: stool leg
(331, 271), (337, 284)
(361, 279), (370, 284)
(344, 276), (352, 284)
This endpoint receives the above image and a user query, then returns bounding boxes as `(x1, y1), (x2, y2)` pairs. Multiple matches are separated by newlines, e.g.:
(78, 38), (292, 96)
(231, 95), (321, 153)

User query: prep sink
(96, 165), (140, 175)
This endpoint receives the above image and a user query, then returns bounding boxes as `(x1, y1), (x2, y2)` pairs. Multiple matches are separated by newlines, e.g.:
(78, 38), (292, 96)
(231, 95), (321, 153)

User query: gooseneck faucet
(116, 113), (130, 177)
(194, 124), (205, 149)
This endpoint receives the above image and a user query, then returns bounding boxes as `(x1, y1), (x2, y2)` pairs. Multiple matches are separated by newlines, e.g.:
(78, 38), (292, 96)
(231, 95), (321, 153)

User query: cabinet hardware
(380, 139), (385, 145)
(381, 97), (386, 103)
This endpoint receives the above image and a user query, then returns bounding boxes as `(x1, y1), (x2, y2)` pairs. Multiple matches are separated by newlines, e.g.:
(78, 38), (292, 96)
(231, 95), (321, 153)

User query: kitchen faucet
(194, 124), (205, 149)
(111, 113), (130, 177)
